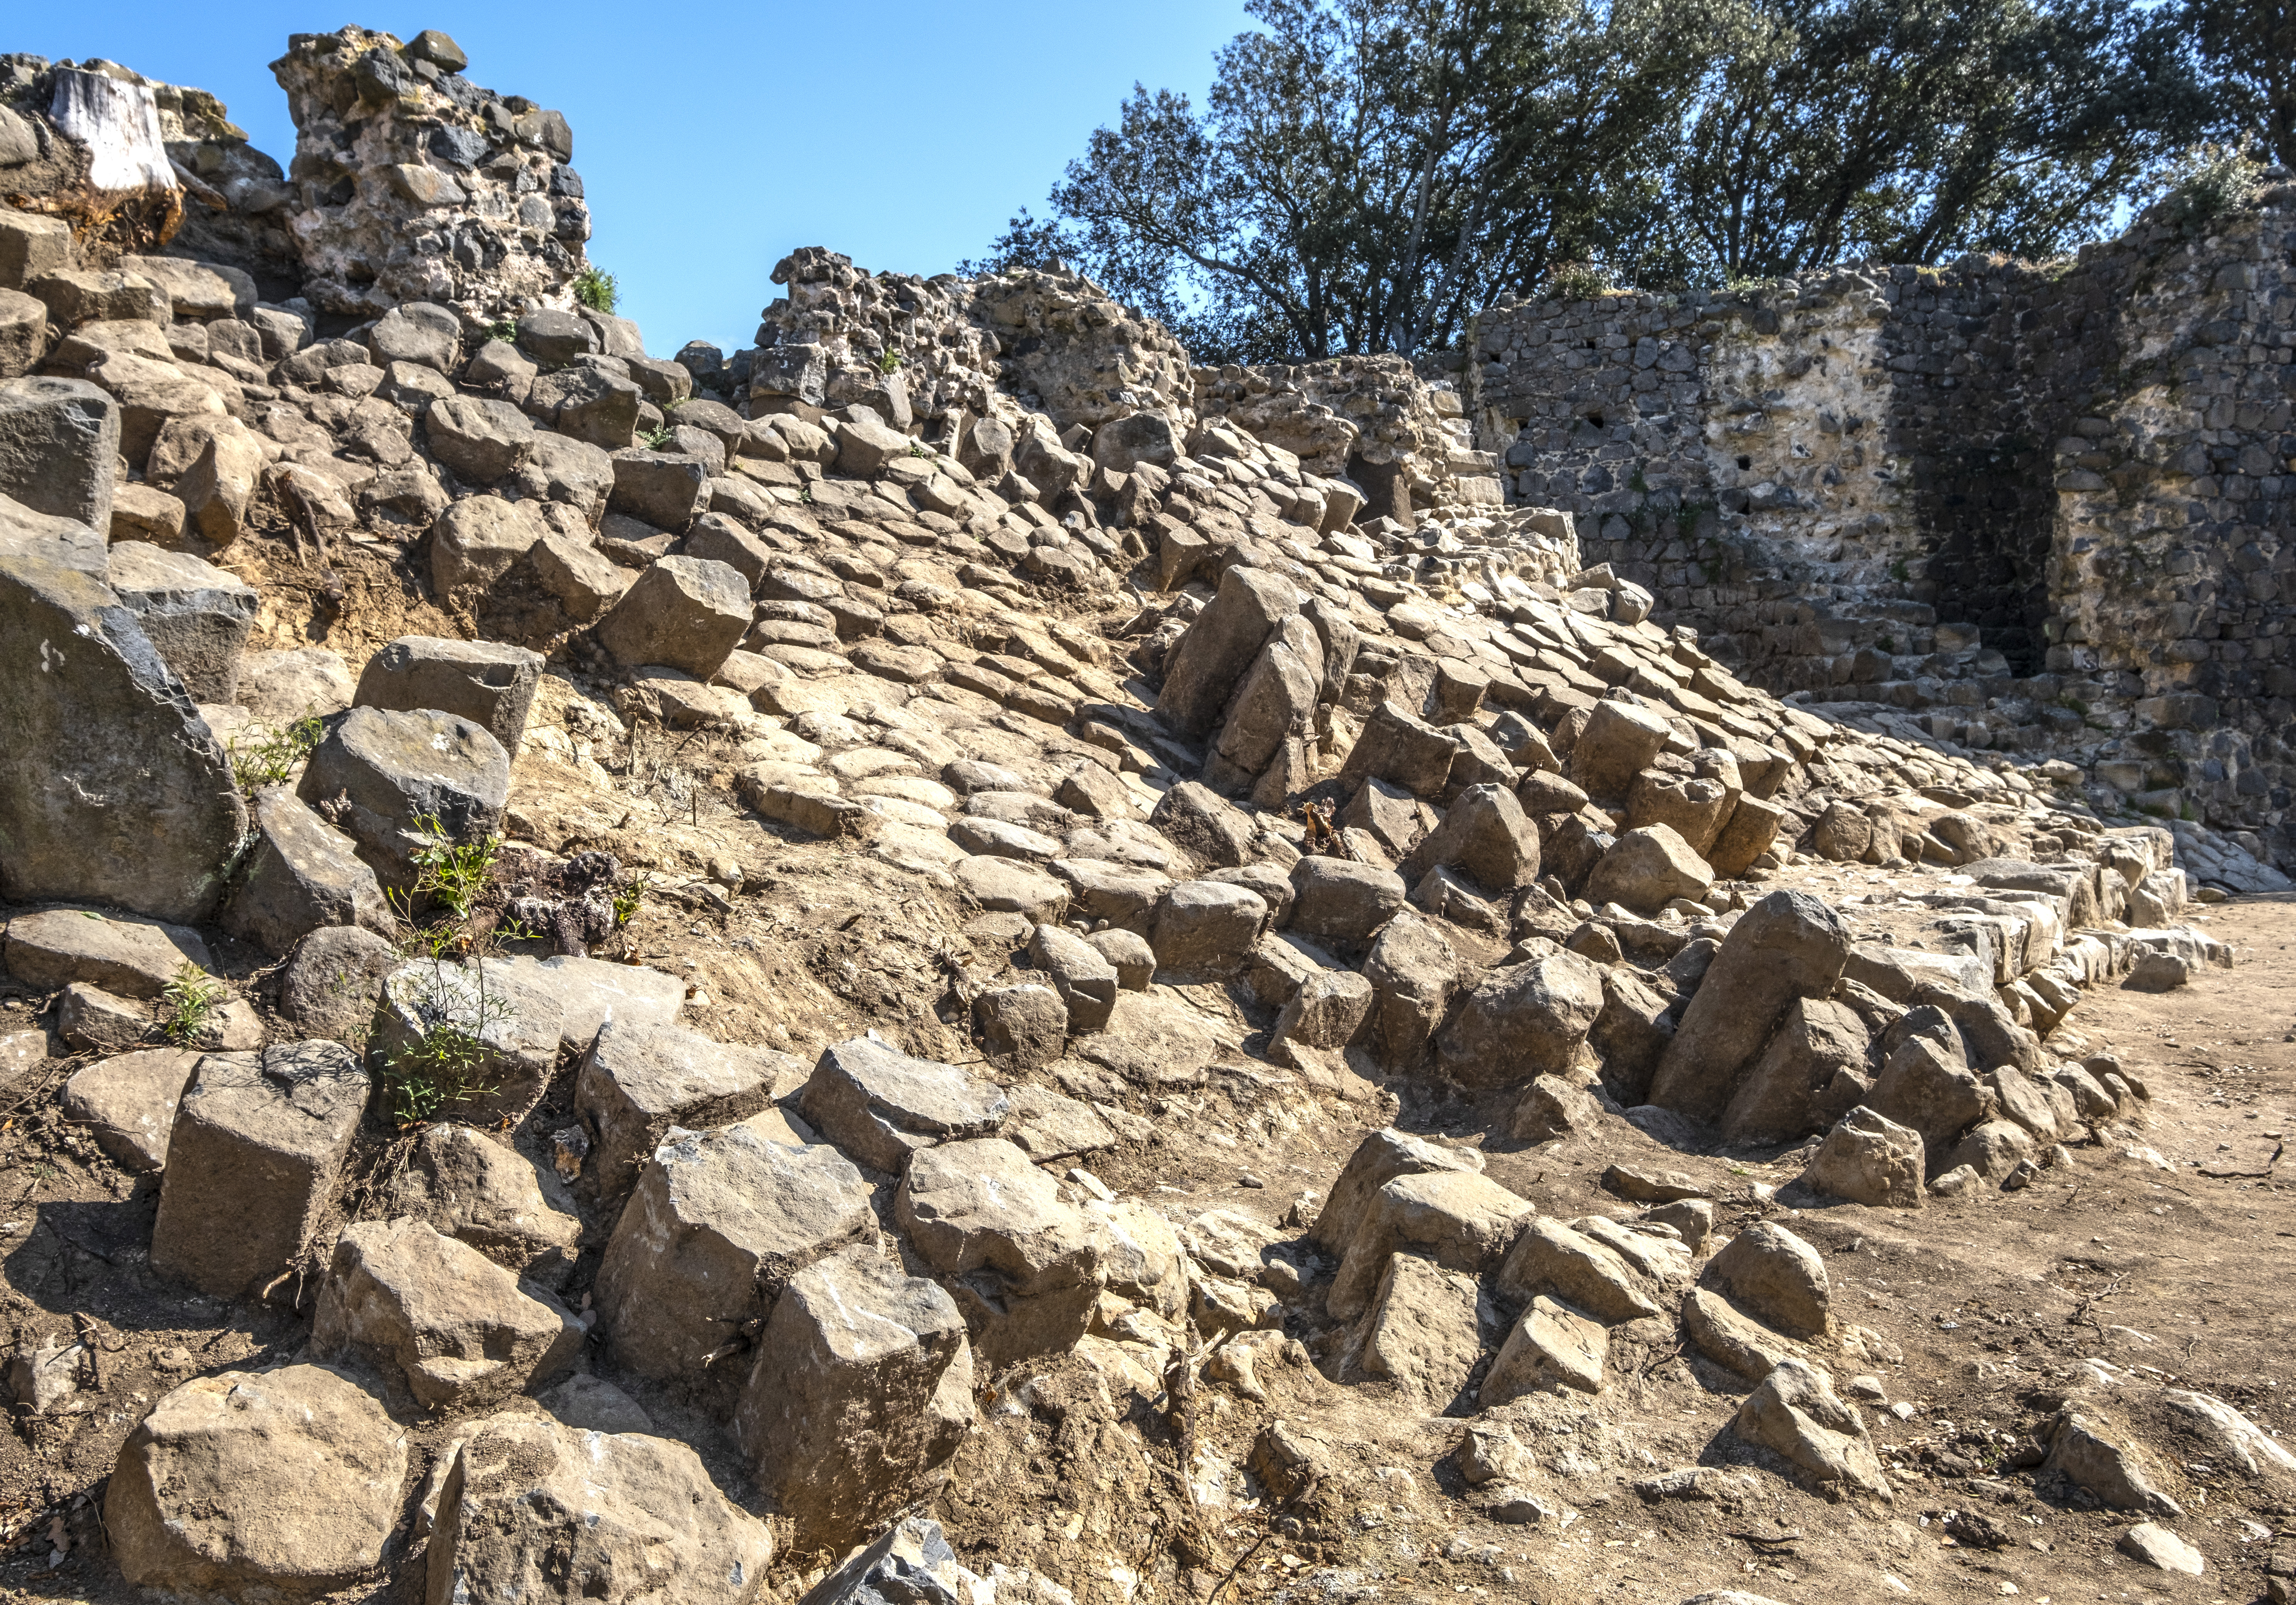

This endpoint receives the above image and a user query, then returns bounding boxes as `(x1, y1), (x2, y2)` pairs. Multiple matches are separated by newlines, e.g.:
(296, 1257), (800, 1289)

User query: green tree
(1671, 0), (2217, 280)
(985, 0), (2217, 363)
(2185, 0), (2296, 170)
(1026, 0), (1698, 364)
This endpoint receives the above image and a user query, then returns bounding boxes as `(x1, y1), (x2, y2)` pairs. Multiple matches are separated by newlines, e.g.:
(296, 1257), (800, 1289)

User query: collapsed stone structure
(1443, 181), (2296, 882)
(0, 24), (2282, 1605)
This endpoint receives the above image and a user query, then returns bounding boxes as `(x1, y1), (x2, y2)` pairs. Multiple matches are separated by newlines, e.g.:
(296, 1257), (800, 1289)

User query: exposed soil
(0, 863), (2285, 1605)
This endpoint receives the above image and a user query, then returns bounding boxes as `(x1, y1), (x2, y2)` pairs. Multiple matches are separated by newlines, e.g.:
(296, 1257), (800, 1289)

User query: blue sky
(22, 3), (1255, 355)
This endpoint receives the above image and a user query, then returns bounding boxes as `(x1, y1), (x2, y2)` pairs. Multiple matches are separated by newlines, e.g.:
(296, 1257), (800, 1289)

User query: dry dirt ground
(0, 882), (2284, 1605)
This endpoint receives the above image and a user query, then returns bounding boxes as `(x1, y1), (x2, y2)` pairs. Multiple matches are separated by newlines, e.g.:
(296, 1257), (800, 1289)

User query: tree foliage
(970, 0), (2222, 365)
(2184, 0), (2296, 172)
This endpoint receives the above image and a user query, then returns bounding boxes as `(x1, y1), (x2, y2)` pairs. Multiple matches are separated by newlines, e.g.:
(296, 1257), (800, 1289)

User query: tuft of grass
(640, 423), (676, 449)
(227, 713), (326, 795)
(486, 318), (517, 343)
(875, 344), (903, 374)
(160, 963), (225, 1046)
(572, 265), (618, 314)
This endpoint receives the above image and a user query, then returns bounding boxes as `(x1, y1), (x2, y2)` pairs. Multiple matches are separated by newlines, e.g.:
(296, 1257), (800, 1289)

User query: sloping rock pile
(0, 24), (2272, 1605)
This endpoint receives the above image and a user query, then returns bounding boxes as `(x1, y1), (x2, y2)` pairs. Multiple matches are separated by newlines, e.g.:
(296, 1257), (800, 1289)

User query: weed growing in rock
(572, 265), (618, 313)
(376, 816), (524, 1125)
(160, 963), (225, 1046)
(640, 423), (676, 449)
(405, 811), (501, 921)
(486, 318), (517, 343)
(226, 713), (326, 795)
(876, 344), (903, 373)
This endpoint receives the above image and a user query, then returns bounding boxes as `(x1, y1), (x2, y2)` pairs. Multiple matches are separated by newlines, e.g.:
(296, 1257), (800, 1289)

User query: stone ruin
(0, 23), (2286, 1605)
(1444, 194), (2296, 890)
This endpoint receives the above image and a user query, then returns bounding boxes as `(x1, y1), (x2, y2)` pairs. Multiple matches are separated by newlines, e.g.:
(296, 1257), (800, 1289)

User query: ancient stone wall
(1440, 182), (2296, 869)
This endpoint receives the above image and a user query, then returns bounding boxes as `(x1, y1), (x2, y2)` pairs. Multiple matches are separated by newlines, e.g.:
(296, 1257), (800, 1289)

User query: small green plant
(1888, 558), (1910, 583)
(227, 713), (326, 795)
(486, 319), (516, 343)
(160, 963), (225, 1046)
(799, 484), (814, 505)
(1876, 635), (1896, 654)
(381, 958), (506, 1125)
(373, 814), (518, 1126)
(640, 423), (676, 449)
(875, 344), (903, 374)
(908, 441), (930, 458)
(572, 265), (618, 313)
(407, 811), (501, 921)
(659, 394), (685, 414)
(611, 871), (655, 929)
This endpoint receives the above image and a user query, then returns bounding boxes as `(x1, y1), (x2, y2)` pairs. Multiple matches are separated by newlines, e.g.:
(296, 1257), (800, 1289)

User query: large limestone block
(3, 906), (213, 997)
(894, 1136), (1104, 1365)
(1150, 879), (1267, 979)
(107, 1364), (409, 1596)
(279, 925), (398, 1042)
(1569, 699), (1672, 800)
(104, 541), (257, 700)
(1646, 890), (1848, 1125)
(1484, 1294), (1608, 1402)
(1700, 1221), (1831, 1338)
(735, 1244), (977, 1552)
(222, 786), (392, 955)
(1436, 948), (1605, 1089)
(1327, 1169), (1531, 1320)
(369, 958), (566, 1123)
(1338, 699), (1460, 799)
(62, 1047), (199, 1172)
(297, 706), (510, 889)
(594, 1123), (875, 1379)
(312, 1218), (580, 1411)
(1362, 909), (1464, 1066)
(801, 1036), (1010, 1173)
(1353, 1250), (1484, 1408)
(1801, 1106), (1925, 1208)
(88, 350), (225, 463)
(397, 1123), (582, 1287)
(238, 646), (355, 721)
(0, 375), (117, 529)
(1734, 1358), (1891, 1499)
(1585, 823), (1713, 915)
(1494, 1215), (1665, 1325)
(150, 1044), (368, 1297)
(593, 554), (750, 677)
(574, 1018), (781, 1203)
(1719, 996), (1871, 1144)
(427, 1413), (773, 1605)
(430, 495), (549, 604)
(1156, 565), (1298, 740)
(1402, 782), (1541, 892)
(1312, 1126), (1484, 1254)
(0, 552), (244, 921)
(424, 395), (535, 484)
(1287, 856), (1406, 948)
(354, 636), (544, 758)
